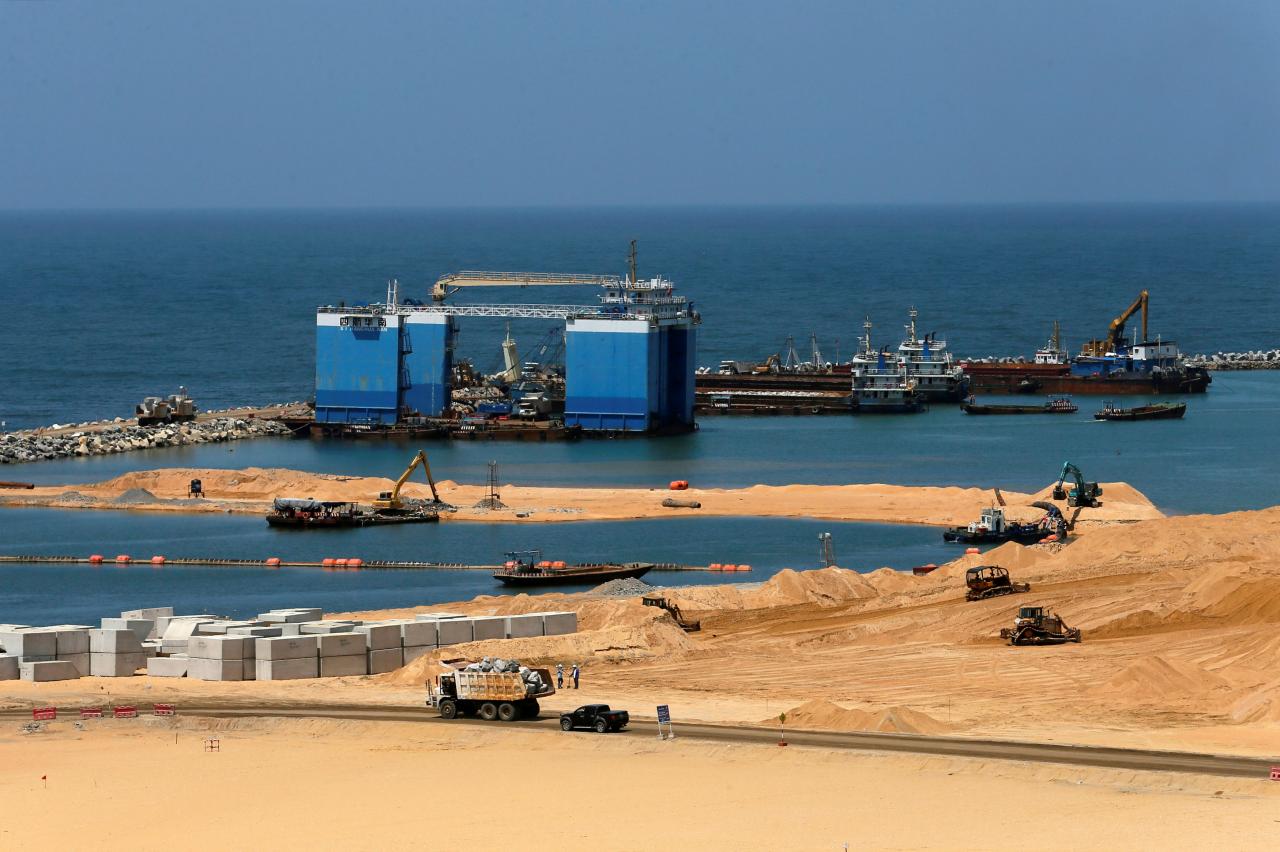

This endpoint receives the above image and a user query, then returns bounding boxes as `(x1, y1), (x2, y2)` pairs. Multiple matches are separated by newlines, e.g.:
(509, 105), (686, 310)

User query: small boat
(943, 506), (1058, 545)
(493, 550), (653, 587)
(961, 396), (1077, 415)
(1093, 401), (1187, 421)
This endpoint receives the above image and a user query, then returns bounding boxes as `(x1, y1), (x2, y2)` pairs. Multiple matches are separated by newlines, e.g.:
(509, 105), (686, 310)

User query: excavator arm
(378, 450), (441, 508)
(1107, 289), (1149, 349)
(431, 271), (621, 303)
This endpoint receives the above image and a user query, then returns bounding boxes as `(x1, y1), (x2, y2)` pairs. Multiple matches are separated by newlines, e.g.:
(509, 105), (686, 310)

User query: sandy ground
(2, 716), (1274, 851)
(0, 464), (1163, 528)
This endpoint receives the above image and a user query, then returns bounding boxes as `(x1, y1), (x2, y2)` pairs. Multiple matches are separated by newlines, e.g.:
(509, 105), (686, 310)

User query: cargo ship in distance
(961, 292), (1211, 396)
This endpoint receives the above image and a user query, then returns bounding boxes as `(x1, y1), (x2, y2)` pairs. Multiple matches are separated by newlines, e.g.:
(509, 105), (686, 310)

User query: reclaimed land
(3, 505), (1280, 847)
(0, 465), (1163, 527)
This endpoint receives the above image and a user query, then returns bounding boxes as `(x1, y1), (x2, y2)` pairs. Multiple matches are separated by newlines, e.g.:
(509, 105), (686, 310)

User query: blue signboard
(656, 705), (671, 723)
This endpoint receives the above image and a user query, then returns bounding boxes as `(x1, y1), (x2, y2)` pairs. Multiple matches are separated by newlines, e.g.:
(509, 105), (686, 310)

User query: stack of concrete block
(300, 620), (361, 634)
(146, 655), (189, 678)
(101, 616), (154, 645)
(356, 624), (403, 674)
(0, 653), (18, 680)
(227, 625), (285, 638)
(120, 607), (173, 640)
(0, 628), (56, 662)
(540, 611), (579, 636)
(400, 620), (438, 665)
(89, 629), (145, 677)
(255, 635), (318, 680)
(193, 620), (263, 635)
(317, 632), (368, 677)
(44, 625), (93, 676)
(157, 616), (215, 653)
(470, 616), (507, 642)
(259, 608), (322, 624)
(187, 635), (256, 681)
(155, 614), (215, 640)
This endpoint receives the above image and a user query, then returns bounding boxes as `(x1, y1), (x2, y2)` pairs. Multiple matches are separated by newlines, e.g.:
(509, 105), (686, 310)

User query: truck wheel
(526, 700), (540, 719)
(479, 702), (498, 721)
(498, 702), (519, 722)
(594, 718), (608, 733)
(560, 717), (573, 731)
(439, 700), (458, 720)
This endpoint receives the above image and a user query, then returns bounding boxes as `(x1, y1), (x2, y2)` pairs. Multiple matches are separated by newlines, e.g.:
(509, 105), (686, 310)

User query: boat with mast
(896, 308), (969, 402)
(851, 318), (924, 413)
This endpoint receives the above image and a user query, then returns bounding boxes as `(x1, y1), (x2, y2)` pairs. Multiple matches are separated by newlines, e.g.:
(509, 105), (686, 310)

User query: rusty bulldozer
(999, 606), (1082, 646)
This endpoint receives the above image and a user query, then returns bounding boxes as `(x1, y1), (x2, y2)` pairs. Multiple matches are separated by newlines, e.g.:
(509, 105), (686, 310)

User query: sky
(1, 0), (1278, 208)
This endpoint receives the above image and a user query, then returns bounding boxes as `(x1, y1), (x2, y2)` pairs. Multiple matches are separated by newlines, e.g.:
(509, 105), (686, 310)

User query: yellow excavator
(373, 450), (446, 514)
(1080, 290), (1148, 357)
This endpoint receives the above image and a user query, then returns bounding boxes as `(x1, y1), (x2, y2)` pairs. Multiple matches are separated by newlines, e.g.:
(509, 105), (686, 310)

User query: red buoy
(150, 555), (165, 565)
(115, 554), (131, 564)
(347, 557), (363, 568)
(88, 554), (104, 564)
(266, 557), (281, 568)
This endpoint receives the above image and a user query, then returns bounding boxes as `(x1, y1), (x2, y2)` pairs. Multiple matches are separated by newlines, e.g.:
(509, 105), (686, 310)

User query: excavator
(642, 594), (701, 632)
(373, 450), (449, 515)
(1079, 290), (1148, 357)
(1051, 462), (1102, 509)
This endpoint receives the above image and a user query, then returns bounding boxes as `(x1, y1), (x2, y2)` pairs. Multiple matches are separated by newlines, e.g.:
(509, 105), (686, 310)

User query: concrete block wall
(0, 654), (19, 680)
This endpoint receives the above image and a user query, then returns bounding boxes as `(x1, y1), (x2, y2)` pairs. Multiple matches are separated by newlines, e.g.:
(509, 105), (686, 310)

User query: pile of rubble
(0, 417), (292, 465)
(1187, 350), (1280, 370)
(463, 656), (548, 693)
(593, 577), (656, 597)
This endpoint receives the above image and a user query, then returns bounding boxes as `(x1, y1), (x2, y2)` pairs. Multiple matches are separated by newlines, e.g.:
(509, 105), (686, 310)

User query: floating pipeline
(0, 555), (716, 572)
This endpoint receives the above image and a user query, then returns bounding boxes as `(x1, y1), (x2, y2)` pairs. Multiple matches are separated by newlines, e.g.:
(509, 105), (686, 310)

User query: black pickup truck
(559, 704), (630, 733)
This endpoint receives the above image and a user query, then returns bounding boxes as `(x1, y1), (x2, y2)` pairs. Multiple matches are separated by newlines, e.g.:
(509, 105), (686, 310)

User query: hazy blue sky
(2, 1), (1278, 208)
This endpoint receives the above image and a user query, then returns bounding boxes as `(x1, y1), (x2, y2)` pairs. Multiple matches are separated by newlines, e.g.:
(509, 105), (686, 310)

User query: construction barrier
(80, 707), (103, 719)
(153, 703), (176, 717)
(1272, 766), (1280, 781)
(32, 707), (57, 722)
(113, 706), (138, 719)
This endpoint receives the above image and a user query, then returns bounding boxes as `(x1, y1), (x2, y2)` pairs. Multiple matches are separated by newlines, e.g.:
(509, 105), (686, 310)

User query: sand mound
(1091, 655), (1230, 700)
(743, 567), (879, 608)
(1229, 678), (1280, 723)
(767, 699), (951, 734)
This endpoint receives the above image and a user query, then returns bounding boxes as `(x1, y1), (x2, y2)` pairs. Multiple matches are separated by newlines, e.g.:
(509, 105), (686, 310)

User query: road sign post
(656, 704), (674, 740)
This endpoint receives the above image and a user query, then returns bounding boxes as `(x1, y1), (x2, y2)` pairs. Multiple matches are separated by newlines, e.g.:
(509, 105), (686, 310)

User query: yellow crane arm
(431, 271), (621, 302)
(1107, 290), (1149, 345)
(389, 450), (440, 504)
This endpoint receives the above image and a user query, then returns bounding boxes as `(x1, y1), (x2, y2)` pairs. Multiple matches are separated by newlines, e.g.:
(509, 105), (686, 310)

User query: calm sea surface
(2, 206), (1277, 624)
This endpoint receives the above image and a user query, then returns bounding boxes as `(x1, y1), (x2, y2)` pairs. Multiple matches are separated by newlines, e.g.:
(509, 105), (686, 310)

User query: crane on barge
(1080, 290), (1148, 357)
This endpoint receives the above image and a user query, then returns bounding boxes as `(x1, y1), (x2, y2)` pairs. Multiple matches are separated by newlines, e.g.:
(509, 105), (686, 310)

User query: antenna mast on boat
(860, 317), (874, 356)
(783, 335), (800, 370)
(386, 278), (399, 307)
(905, 307), (918, 344)
(627, 239), (638, 284)
(810, 332), (823, 367)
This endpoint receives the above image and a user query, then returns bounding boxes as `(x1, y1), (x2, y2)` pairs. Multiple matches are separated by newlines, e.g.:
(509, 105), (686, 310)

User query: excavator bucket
(1051, 486), (1067, 501)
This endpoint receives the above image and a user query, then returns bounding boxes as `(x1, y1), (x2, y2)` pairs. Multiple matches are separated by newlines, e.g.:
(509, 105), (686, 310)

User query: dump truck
(999, 606), (1082, 645)
(428, 665), (555, 721)
(964, 566), (1031, 601)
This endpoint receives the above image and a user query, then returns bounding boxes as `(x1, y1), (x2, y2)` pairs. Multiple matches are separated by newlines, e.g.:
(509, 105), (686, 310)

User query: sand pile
(1228, 678), (1280, 723)
(768, 699), (952, 734)
(1090, 655), (1230, 700)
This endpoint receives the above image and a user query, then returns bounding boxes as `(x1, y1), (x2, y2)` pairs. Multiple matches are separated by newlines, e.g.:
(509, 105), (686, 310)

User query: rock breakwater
(1187, 350), (1280, 370)
(0, 417), (293, 464)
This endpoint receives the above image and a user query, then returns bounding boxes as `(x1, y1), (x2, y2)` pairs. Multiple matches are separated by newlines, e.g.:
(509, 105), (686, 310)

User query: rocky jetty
(1187, 350), (1280, 370)
(1, 417), (293, 465)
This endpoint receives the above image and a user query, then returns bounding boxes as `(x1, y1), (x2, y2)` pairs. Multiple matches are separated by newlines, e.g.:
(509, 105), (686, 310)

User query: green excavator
(1051, 462), (1102, 508)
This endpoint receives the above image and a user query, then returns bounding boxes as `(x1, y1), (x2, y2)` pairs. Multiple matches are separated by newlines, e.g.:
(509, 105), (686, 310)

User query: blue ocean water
(0, 510), (948, 625)
(3, 205), (1278, 429)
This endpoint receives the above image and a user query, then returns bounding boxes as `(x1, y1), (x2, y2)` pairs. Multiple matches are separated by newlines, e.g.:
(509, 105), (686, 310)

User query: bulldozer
(642, 594), (701, 632)
(964, 566), (1030, 602)
(373, 450), (450, 515)
(1051, 462), (1102, 509)
(999, 606), (1082, 646)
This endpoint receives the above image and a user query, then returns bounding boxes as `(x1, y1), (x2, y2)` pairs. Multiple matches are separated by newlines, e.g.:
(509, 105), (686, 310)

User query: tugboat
(896, 308), (969, 402)
(1093, 401), (1187, 421)
(850, 319), (924, 413)
(943, 506), (1061, 545)
(493, 551), (653, 587)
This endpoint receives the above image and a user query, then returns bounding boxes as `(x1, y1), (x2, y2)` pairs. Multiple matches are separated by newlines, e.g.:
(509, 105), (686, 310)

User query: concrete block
(160, 639), (189, 654)
(188, 635), (253, 660)
(254, 657), (318, 680)
(188, 657), (244, 681)
(156, 615), (215, 639)
(320, 654), (368, 677)
(400, 620), (437, 647)
(259, 608), (323, 624)
(0, 631), (56, 658)
(57, 653), (91, 676)
(242, 658), (256, 680)
(20, 660), (80, 681)
(227, 625), (284, 638)
(470, 617), (506, 641)
(276, 623), (302, 637)
(542, 611), (579, 636)
(255, 635), (318, 661)
(29, 626), (92, 656)
(436, 619), (474, 646)
(146, 656), (188, 678)
(193, 620), (247, 635)
(0, 624), (32, 633)
(367, 647), (403, 674)
(0, 654), (18, 680)
(90, 652), (145, 677)
(504, 614), (544, 639)
(122, 606), (174, 621)
(300, 621), (359, 634)
(317, 633), (367, 657)
(414, 612), (465, 621)
(89, 629), (143, 654)
(101, 617), (154, 645)
(142, 641), (160, 658)
(402, 645), (433, 666)
(355, 624), (400, 651)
